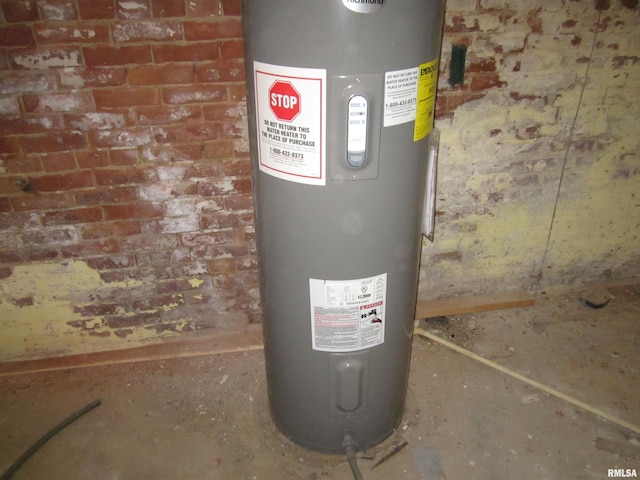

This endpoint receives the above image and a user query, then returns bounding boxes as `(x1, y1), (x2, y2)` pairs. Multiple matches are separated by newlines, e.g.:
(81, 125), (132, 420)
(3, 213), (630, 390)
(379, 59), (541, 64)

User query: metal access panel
(243, 0), (445, 453)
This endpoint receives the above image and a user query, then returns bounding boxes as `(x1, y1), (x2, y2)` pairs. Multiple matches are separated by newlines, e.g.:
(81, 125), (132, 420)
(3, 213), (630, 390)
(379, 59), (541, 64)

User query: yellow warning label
(414, 59), (439, 142)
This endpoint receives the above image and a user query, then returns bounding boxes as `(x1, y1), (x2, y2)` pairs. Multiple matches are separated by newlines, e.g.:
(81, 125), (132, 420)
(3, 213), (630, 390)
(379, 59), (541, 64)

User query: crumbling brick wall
(421, 0), (640, 299)
(0, 0), (258, 360)
(1, 0), (638, 360)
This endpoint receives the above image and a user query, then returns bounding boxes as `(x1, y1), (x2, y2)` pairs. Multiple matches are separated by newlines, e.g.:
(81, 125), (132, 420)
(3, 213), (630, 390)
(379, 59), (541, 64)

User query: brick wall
(421, 0), (640, 299)
(0, 0), (257, 360)
(1, 0), (639, 360)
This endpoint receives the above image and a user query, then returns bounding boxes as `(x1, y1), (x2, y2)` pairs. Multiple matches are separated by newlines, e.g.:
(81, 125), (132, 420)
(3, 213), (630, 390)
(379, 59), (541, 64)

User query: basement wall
(0, 0), (638, 361)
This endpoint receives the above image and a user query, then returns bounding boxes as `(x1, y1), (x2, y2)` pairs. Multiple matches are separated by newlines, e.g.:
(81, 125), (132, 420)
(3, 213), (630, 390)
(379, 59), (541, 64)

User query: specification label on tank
(254, 61), (326, 186)
(309, 273), (387, 352)
(383, 59), (439, 141)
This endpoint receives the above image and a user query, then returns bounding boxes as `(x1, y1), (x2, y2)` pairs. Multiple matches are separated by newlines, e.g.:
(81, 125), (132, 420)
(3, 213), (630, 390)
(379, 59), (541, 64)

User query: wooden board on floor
(416, 291), (535, 319)
(0, 325), (264, 378)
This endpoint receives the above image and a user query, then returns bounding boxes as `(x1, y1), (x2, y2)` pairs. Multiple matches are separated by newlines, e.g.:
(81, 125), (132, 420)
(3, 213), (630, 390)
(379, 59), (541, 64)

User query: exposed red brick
(219, 158), (251, 177)
(226, 84), (246, 102)
(10, 192), (74, 211)
(73, 302), (120, 317)
(196, 61), (245, 82)
(86, 254), (133, 269)
(1, 0), (39, 22)
(58, 68), (127, 89)
(527, 9), (543, 34)
(0, 25), (36, 47)
(207, 257), (236, 274)
(137, 105), (201, 126)
(39, 0), (77, 20)
(0, 116), (67, 135)
(41, 206), (102, 225)
(77, 0), (115, 19)
(34, 22), (109, 44)
(141, 250), (193, 271)
(0, 267), (14, 280)
(28, 170), (93, 192)
(122, 233), (179, 252)
(61, 238), (121, 258)
(466, 57), (497, 73)
(154, 124), (218, 143)
(0, 177), (21, 195)
(184, 19), (242, 41)
(222, 0), (242, 16)
(446, 15), (480, 33)
(83, 45), (152, 67)
(10, 47), (83, 69)
(151, 0), (185, 17)
(0, 156), (43, 173)
(187, 0), (223, 16)
(80, 220), (141, 239)
(470, 73), (505, 91)
(163, 84), (226, 104)
(115, 0), (150, 19)
(22, 227), (76, 245)
(24, 248), (59, 262)
(20, 131), (87, 154)
(23, 91), (94, 113)
(224, 193), (253, 211)
(198, 178), (251, 197)
(67, 111), (129, 131)
(203, 103), (245, 122)
(75, 186), (138, 205)
(217, 122), (244, 139)
(94, 167), (152, 186)
(128, 64), (195, 85)
(0, 136), (21, 159)
(141, 144), (203, 163)
(41, 152), (77, 172)
(156, 277), (208, 294)
(93, 87), (159, 108)
(612, 56), (640, 68)
(131, 293), (185, 311)
(108, 149), (138, 166)
(220, 40), (243, 59)
(203, 139), (237, 159)
(88, 128), (154, 148)
(152, 42), (220, 63)
(112, 21), (182, 43)
(76, 150), (109, 168)
(103, 203), (164, 220)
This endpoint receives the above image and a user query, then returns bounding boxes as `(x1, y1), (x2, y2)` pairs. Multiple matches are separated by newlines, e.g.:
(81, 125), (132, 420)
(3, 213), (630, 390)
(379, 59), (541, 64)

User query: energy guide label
(309, 273), (387, 352)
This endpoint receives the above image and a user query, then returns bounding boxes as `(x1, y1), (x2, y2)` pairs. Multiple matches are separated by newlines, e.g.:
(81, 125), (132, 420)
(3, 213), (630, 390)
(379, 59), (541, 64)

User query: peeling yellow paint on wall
(0, 260), (183, 362)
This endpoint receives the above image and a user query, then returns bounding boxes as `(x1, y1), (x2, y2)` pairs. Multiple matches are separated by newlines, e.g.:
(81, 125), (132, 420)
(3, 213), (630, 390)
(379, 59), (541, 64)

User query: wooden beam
(416, 291), (535, 319)
(0, 325), (264, 378)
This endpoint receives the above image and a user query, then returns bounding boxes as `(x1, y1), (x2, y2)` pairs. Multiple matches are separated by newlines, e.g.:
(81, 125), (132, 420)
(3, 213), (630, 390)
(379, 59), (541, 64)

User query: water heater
(243, 0), (445, 454)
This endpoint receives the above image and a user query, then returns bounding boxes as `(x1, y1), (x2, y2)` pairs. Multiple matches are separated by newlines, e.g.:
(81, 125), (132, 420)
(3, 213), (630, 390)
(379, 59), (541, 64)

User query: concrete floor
(1, 283), (639, 479)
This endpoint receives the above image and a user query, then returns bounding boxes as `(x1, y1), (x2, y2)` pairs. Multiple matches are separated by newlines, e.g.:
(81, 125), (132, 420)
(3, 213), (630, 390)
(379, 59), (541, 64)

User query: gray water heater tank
(243, 0), (445, 454)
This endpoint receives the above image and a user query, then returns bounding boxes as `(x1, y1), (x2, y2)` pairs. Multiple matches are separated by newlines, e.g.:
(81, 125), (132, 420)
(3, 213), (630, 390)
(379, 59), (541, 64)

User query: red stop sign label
(269, 81), (300, 121)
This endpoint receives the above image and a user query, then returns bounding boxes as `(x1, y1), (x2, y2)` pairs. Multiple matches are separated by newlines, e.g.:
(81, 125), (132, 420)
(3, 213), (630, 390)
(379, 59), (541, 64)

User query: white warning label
(254, 61), (326, 186)
(383, 66), (418, 127)
(309, 273), (387, 352)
